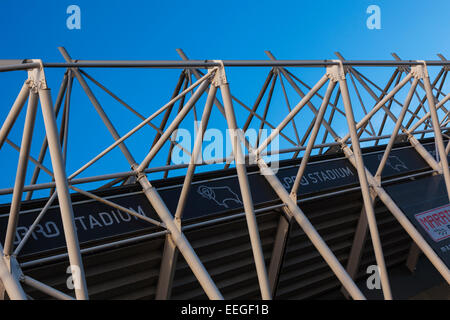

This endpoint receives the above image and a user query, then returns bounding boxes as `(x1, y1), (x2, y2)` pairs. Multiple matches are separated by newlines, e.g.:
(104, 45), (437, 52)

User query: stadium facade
(0, 49), (449, 300)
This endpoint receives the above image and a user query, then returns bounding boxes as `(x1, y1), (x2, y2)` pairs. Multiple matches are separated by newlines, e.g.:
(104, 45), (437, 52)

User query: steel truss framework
(0, 48), (450, 300)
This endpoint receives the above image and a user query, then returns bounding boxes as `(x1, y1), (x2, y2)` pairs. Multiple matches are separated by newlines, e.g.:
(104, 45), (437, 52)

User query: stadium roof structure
(0, 48), (449, 300)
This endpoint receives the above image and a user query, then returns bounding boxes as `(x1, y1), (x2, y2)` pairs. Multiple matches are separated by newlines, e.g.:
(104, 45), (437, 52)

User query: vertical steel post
(337, 65), (392, 299)
(406, 243), (421, 273)
(343, 79), (419, 297)
(50, 71), (73, 196)
(3, 90), (38, 255)
(420, 64), (450, 200)
(344, 204), (370, 280)
(219, 67), (272, 300)
(267, 214), (291, 295)
(61, 69), (73, 162)
(0, 275), (4, 300)
(155, 235), (177, 300)
(26, 72), (68, 200)
(39, 88), (89, 300)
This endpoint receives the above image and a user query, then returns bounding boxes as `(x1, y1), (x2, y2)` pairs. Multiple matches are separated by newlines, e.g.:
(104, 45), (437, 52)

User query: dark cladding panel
(8, 139), (450, 300)
(23, 236), (166, 300)
(0, 192), (163, 257)
(275, 192), (363, 299)
(170, 211), (280, 300)
(1, 140), (440, 258)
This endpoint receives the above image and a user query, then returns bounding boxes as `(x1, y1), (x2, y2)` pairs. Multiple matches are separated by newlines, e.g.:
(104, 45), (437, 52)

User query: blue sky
(0, 0), (449, 202)
(1, 1), (449, 61)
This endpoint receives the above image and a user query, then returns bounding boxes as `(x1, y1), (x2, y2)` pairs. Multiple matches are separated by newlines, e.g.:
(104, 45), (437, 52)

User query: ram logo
(197, 185), (243, 208)
(377, 154), (408, 172)
(434, 228), (448, 237)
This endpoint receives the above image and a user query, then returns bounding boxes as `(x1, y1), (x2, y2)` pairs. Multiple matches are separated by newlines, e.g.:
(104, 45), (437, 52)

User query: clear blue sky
(0, 0), (449, 202)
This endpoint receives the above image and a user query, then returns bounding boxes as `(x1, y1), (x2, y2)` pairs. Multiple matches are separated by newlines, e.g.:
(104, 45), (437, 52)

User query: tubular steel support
(120, 72), (224, 300)
(0, 244), (26, 300)
(218, 66), (272, 300)
(343, 78), (420, 297)
(155, 235), (178, 300)
(406, 243), (422, 273)
(137, 80), (211, 172)
(267, 214), (291, 295)
(137, 175), (223, 300)
(324, 113), (450, 285)
(290, 80), (336, 198)
(336, 64), (393, 300)
(345, 137), (450, 287)
(257, 159), (366, 300)
(347, 67), (443, 173)
(150, 71), (186, 152)
(3, 90), (38, 255)
(270, 59), (449, 291)
(357, 160), (450, 283)
(155, 85), (217, 300)
(26, 71), (68, 200)
(22, 276), (74, 300)
(154, 84), (189, 297)
(62, 53), (220, 300)
(39, 88), (89, 300)
(161, 79), (189, 179)
(419, 64), (450, 200)
(256, 74), (329, 155)
(0, 81), (30, 151)
(58, 47), (137, 168)
(343, 199), (372, 285)
(375, 79), (419, 178)
(67, 70), (212, 182)
(1, 51), (450, 301)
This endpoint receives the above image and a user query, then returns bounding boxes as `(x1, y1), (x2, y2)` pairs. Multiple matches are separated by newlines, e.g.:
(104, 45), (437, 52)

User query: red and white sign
(415, 204), (450, 242)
